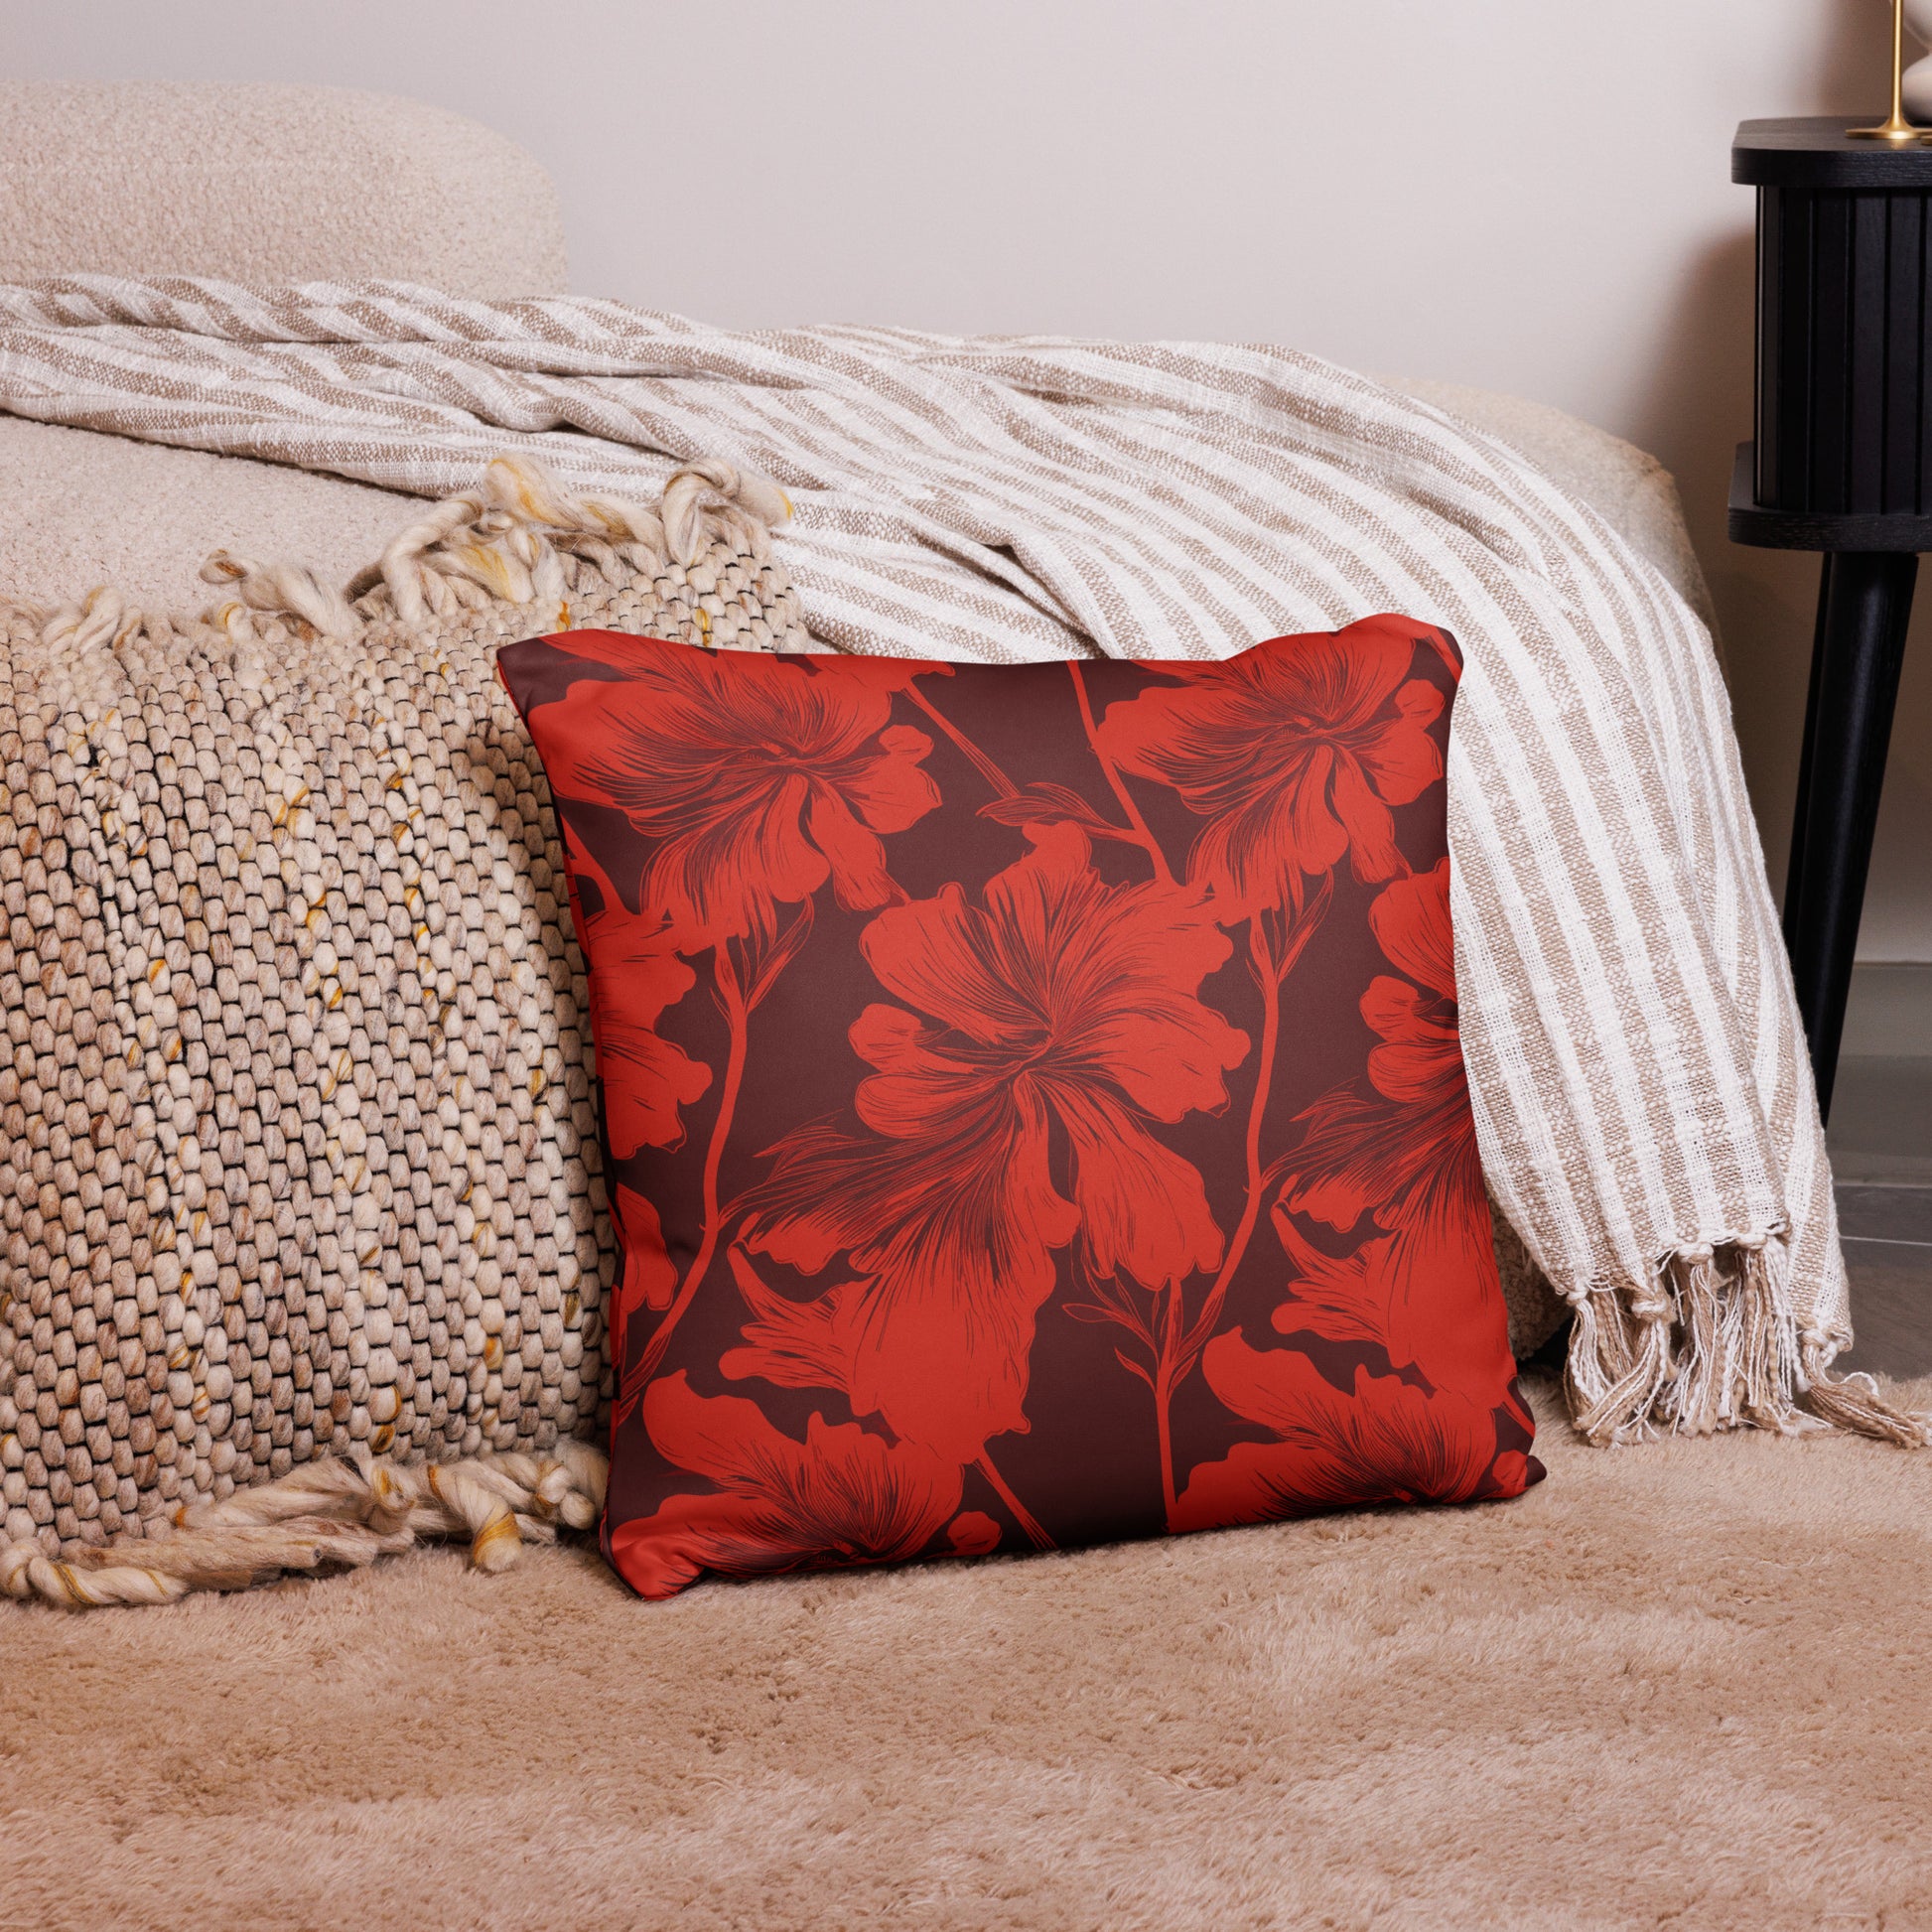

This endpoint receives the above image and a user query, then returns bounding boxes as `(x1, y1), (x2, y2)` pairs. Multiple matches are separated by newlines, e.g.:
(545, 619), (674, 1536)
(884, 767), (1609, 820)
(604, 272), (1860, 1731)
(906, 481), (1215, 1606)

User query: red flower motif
(738, 823), (1248, 1460)
(607, 1182), (680, 1381)
(719, 1247), (870, 1394)
(1264, 1211), (1397, 1350)
(1277, 859), (1512, 1402)
(608, 1372), (969, 1597)
(1172, 1331), (1514, 1530)
(538, 633), (942, 946)
(562, 825), (711, 1163)
(1093, 618), (1446, 913)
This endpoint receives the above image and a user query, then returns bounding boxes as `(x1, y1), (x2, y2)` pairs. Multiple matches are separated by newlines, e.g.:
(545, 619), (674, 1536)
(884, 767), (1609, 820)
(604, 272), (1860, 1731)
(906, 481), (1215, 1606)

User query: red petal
(610, 1491), (780, 1598)
(1052, 1081), (1223, 1290)
(1171, 1436), (1356, 1532)
(861, 880), (1037, 1052)
(1184, 1332), (1502, 1515)
(641, 1372), (806, 1494)
(845, 726), (942, 832)
(1366, 1170), (1517, 1404)
(619, 1374), (965, 1594)
(851, 1007), (1004, 1142)
(1369, 860), (1456, 999)
(1327, 755), (1404, 885)
(643, 768), (827, 944)
(565, 827), (712, 1157)
(597, 1008), (715, 1160)
(607, 1184), (681, 1380)
(745, 1088), (1076, 1460)
(1268, 1208), (1394, 1349)
(1287, 746), (1352, 879)
(719, 1248), (870, 1395)
(806, 785), (897, 913)
(612, 1185), (680, 1316)
(946, 1511), (1004, 1556)
(1360, 679), (1447, 804)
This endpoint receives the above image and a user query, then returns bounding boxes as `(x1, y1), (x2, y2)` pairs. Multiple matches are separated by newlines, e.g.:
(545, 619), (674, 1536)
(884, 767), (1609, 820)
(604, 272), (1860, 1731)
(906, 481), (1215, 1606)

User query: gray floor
(1830, 1055), (1932, 1379)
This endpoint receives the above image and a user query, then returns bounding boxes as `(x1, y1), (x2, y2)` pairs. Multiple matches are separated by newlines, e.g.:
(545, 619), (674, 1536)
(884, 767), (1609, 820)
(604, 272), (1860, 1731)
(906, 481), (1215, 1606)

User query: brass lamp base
(1846, 113), (1930, 141)
(1850, 0), (1932, 141)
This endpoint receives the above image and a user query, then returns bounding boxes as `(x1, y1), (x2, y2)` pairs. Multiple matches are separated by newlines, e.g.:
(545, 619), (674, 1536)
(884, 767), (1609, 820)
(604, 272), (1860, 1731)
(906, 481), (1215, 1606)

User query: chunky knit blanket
(0, 277), (1920, 1454)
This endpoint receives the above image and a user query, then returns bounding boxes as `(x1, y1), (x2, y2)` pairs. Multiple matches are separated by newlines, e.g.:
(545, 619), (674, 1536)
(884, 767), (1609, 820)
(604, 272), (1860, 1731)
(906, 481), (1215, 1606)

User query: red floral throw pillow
(497, 618), (1536, 1598)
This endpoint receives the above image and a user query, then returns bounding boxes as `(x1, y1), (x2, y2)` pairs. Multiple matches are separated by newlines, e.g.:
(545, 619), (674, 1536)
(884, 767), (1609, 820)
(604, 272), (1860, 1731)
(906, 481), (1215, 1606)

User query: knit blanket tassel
(0, 1440), (608, 1607)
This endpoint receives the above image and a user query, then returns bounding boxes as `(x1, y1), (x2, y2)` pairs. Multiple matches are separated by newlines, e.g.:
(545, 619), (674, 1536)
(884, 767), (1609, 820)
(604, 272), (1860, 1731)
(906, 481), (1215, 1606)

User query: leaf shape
(978, 782), (1132, 840)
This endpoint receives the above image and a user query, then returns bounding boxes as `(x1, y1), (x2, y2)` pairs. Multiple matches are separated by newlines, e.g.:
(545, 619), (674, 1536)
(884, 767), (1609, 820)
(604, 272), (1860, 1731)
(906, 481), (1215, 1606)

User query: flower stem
(903, 682), (1020, 798)
(1177, 886), (1330, 1370)
(975, 1449), (1054, 1550)
(1176, 918), (1297, 1373)
(1068, 661), (1174, 885)
(1155, 1284), (1183, 1524)
(621, 942), (750, 1414)
(1149, 895), (1329, 1526)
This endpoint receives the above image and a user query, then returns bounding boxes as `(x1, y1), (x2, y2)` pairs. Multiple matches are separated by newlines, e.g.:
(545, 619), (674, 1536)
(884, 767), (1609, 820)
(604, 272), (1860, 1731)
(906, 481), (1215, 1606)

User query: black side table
(1730, 117), (1928, 1120)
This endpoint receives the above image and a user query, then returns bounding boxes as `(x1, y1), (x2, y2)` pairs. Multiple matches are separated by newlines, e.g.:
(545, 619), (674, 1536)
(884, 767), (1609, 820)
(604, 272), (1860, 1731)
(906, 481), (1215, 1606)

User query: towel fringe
(1563, 1235), (1929, 1448)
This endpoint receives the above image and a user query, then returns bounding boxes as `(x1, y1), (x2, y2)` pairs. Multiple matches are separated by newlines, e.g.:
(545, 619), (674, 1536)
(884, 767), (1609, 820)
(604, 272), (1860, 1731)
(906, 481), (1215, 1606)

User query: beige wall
(5, 0), (1927, 958)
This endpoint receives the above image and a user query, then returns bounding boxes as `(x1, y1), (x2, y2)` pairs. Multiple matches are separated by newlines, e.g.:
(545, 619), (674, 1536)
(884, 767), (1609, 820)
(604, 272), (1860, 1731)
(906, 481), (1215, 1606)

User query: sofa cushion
(0, 82), (568, 297)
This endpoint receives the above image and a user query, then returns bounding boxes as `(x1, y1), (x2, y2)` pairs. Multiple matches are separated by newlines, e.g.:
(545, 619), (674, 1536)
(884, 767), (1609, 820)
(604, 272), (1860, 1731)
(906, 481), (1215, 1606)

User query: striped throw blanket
(0, 277), (1918, 1447)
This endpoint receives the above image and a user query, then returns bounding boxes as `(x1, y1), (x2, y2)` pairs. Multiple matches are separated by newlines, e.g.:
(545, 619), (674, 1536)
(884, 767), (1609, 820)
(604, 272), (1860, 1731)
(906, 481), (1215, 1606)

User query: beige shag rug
(7, 1374), (1931, 1932)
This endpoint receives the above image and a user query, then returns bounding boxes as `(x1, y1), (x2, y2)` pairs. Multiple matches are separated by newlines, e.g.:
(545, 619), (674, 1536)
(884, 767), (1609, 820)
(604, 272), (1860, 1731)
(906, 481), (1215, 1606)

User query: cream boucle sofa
(0, 82), (570, 613)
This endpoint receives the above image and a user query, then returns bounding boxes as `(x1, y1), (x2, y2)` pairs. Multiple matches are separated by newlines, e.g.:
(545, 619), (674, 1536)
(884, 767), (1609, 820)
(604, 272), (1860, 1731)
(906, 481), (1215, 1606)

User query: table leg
(1781, 549), (1916, 1122)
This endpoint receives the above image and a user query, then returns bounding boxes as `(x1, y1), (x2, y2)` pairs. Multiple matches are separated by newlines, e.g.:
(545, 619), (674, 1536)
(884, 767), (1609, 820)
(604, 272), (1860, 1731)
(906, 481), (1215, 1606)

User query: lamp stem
(1848, 0), (1922, 141)
(1894, 0), (1908, 126)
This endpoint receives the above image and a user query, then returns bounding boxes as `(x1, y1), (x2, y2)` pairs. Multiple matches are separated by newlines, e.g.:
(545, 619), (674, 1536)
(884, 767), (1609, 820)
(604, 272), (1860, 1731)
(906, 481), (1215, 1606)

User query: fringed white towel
(0, 276), (1921, 1449)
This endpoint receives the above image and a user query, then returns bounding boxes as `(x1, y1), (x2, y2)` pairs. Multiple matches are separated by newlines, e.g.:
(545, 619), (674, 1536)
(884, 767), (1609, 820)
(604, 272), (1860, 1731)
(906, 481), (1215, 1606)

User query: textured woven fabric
(0, 460), (807, 1560)
(0, 84), (569, 295)
(0, 276), (1900, 1448)
(500, 621), (1533, 1598)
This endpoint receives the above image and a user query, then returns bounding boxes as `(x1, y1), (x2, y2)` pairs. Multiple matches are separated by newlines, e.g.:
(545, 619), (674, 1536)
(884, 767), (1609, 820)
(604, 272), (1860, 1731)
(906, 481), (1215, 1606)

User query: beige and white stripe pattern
(0, 277), (1913, 1445)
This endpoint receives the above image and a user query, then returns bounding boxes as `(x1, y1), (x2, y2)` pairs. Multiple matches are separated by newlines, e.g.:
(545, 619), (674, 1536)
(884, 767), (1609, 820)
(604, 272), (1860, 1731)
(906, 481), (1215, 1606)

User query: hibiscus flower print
(738, 822), (1248, 1462)
(561, 824), (711, 1162)
(608, 1372), (998, 1598)
(1172, 1332), (1523, 1531)
(536, 633), (942, 946)
(1277, 858), (1512, 1403)
(494, 620), (1532, 1598)
(1093, 615), (1448, 913)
